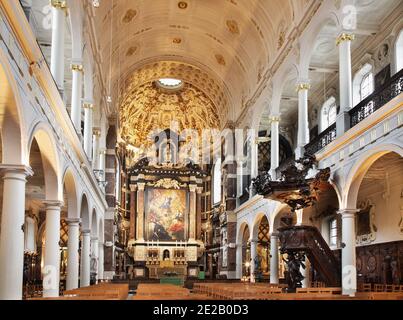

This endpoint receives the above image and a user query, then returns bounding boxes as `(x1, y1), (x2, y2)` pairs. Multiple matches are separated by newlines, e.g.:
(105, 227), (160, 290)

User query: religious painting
(146, 188), (187, 241)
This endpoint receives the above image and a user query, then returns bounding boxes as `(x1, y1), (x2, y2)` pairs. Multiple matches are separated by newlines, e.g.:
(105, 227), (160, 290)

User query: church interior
(0, 0), (402, 301)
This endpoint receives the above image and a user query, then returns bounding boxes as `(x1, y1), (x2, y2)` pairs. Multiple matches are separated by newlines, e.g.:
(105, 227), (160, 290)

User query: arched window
(329, 217), (338, 247)
(360, 72), (374, 101)
(320, 97), (337, 132)
(395, 29), (403, 73)
(353, 64), (374, 106)
(213, 158), (222, 205)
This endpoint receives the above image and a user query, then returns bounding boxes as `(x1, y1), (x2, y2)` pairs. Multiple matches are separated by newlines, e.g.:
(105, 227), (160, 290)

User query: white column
(136, 183), (145, 241)
(236, 160), (243, 205)
(99, 148), (106, 177)
(42, 201), (63, 298)
(336, 33), (355, 136)
(66, 218), (80, 290)
(236, 243), (242, 279)
(80, 230), (91, 287)
(50, 0), (66, 92)
(270, 233), (279, 284)
(250, 239), (258, 283)
(92, 129), (100, 169)
(189, 184), (197, 241)
(83, 102), (94, 159)
(269, 116), (280, 180)
(339, 209), (359, 296)
(91, 236), (99, 281)
(0, 166), (32, 300)
(98, 242), (104, 280)
(296, 81), (310, 159)
(70, 62), (83, 133)
(251, 138), (259, 178)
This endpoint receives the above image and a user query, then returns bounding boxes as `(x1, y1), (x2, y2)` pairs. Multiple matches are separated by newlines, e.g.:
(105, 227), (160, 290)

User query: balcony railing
(304, 123), (337, 155)
(349, 68), (403, 127)
(304, 69), (403, 156)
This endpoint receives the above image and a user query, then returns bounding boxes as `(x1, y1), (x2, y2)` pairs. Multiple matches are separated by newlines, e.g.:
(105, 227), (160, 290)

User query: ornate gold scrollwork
(71, 64), (84, 73)
(148, 178), (186, 189)
(50, 0), (68, 11)
(295, 83), (311, 92)
(336, 33), (355, 46)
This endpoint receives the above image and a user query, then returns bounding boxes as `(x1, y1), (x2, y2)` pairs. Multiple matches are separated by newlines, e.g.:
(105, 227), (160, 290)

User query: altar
(125, 130), (206, 279)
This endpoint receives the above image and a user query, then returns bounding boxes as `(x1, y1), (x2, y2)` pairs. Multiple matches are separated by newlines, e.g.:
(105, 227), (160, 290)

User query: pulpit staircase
(278, 225), (341, 287)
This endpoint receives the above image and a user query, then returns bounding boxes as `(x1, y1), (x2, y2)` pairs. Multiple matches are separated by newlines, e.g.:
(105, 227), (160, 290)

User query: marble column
(99, 149), (106, 182)
(83, 102), (94, 160)
(270, 233), (279, 284)
(336, 32), (355, 136)
(91, 236), (99, 280)
(250, 239), (258, 283)
(339, 209), (359, 296)
(196, 187), (203, 240)
(42, 201), (63, 298)
(236, 243), (243, 279)
(136, 183), (145, 241)
(98, 242), (104, 281)
(236, 160), (243, 206)
(80, 229), (91, 287)
(66, 218), (80, 290)
(269, 116), (280, 180)
(50, 0), (67, 93)
(70, 62), (83, 133)
(0, 166), (32, 300)
(189, 184), (197, 241)
(250, 133), (259, 179)
(129, 185), (137, 239)
(92, 129), (100, 169)
(296, 81), (310, 159)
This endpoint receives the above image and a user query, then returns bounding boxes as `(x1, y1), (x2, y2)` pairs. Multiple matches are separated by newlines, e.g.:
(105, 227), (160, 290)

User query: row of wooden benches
(29, 283), (129, 300)
(192, 283), (403, 300)
(132, 284), (213, 300)
(358, 283), (403, 292)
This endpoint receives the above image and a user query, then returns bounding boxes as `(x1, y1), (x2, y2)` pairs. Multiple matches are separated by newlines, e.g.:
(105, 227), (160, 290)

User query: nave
(0, 0), (402, 302)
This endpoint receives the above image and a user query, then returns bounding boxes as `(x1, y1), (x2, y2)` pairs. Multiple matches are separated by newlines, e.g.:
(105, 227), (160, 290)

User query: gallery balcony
(305, 68), (403, 156)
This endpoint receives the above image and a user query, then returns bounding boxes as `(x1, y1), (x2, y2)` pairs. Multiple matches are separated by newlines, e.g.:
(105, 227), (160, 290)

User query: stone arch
(299, 11), (340, 78)
(343, 144), (403, 209)
(28, 123), (61, 201)
(62, 168), (79, 219)
(0, 47), (25, 165)
(271, 204), (293, 233)
(391, 19), (403, 74)
(271, 62), (300, 115)
(91, 208), (98, 237)
(269, 202), (289, 233)
(98, 217), (104, 244)
(80, 193), (90, 230)
(251, 212), (270, 241)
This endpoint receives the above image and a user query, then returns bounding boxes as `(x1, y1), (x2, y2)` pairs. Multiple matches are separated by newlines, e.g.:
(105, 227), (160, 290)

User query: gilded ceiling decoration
(94, 0), (311, 122)
(122, 9), (137, 24)
(178, 1), (188, 10)
(119, 81), (220, 149)
(120, 61), (229, 122)
(215, 54), (226, 66)
(226, 20), (240, 35)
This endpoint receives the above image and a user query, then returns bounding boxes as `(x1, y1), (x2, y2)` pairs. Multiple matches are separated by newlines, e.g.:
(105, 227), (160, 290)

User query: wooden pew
(296, 287), (342, 294)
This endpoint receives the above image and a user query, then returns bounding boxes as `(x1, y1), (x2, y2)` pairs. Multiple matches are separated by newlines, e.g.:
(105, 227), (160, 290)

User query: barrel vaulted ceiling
(92, 0), (312, 131)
